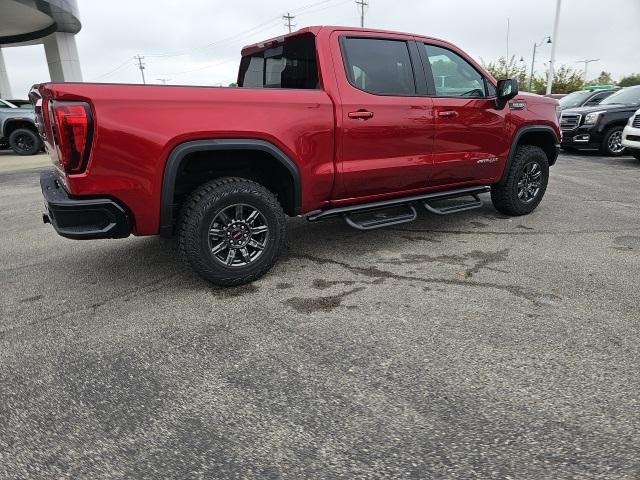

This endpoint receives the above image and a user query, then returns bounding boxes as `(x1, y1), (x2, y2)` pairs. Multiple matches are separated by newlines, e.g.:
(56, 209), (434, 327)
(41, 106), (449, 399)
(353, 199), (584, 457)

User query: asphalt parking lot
(1, 150), (639, 479)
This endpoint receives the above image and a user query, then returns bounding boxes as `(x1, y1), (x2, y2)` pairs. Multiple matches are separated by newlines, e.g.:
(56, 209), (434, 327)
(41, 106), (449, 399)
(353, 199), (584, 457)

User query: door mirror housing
(495, 78), (519, 110)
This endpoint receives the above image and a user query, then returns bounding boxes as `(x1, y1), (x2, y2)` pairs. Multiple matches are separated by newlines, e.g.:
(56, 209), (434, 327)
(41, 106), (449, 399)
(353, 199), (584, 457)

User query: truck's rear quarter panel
(37, 83), (335, 235)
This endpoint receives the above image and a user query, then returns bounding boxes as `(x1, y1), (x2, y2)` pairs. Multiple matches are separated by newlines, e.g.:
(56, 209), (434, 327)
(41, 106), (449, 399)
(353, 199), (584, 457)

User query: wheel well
(516, 130), (558, 165)
(4, 120), (37, 137)
(173, 148), (298, 217)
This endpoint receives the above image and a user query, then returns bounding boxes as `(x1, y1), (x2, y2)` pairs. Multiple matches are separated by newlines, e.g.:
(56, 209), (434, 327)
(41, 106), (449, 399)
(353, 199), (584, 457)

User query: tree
(481, 56), (528, 89)
(227, 82), (238, 88)
(531, 65), (584, 95)
(588, 71), (614, 86)
(619, 74), (640, 87)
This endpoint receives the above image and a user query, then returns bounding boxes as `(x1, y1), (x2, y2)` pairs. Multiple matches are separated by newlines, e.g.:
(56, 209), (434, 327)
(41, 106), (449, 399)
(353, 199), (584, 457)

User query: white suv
(622, 108), (640, 161)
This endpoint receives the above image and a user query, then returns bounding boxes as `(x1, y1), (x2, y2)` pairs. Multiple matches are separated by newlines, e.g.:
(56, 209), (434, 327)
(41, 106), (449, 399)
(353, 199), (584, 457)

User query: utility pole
(134, 55), (146, 84)
(283, 12), (296, 33)
(546, 0), (562, 95)
(355, 0), (368, 28)
(576, 59), (599, 83)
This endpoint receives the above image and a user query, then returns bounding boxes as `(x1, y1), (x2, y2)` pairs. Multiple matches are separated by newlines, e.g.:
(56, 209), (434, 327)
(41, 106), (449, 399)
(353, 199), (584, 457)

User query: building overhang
(0, 0), (81, 45)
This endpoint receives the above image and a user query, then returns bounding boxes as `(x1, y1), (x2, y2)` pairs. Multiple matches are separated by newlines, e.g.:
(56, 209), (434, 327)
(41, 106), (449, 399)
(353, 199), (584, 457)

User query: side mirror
(495, 78), (519, 110)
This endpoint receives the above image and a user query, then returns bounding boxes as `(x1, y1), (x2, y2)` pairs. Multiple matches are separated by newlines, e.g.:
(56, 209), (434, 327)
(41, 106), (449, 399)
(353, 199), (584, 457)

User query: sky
(2, 0), (640, 97)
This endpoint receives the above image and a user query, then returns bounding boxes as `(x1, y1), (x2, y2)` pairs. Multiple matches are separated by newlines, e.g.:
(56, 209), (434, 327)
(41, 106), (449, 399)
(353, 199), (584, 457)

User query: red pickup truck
(34, 26), (561, 286)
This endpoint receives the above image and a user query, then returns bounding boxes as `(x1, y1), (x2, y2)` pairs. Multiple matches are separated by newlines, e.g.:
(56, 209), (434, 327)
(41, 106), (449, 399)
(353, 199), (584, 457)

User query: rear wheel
(600, 127), (626, 156)
(178, 177), (286, 286)
(9, 128), (42, 156)
(491, 145), (549, 216)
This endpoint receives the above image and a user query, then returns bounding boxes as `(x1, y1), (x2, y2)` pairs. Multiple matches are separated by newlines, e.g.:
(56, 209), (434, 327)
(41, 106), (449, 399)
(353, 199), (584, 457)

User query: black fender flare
(500, 125), (560, 184)
(3, 118), (38, 138)
(160, 139), (301, 237)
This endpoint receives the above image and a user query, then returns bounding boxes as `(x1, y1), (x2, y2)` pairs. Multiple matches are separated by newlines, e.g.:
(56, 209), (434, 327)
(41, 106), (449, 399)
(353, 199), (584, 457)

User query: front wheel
(600, 127), (626, 156)
(491, 145), (550, 216)
(178, 177), (286, 287)
(631, 149), (640, 161)
(9, 128), (42, 156)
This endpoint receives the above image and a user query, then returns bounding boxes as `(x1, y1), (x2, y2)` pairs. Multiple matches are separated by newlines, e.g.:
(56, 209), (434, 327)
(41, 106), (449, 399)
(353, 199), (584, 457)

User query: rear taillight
(51, 101), (93, 174)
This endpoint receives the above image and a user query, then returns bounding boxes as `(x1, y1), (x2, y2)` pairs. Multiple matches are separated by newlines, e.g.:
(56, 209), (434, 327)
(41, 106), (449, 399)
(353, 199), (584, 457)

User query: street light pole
(529, 36), (551, 92)
(546, 0), (562, 95)
(576, 59), (599, 83)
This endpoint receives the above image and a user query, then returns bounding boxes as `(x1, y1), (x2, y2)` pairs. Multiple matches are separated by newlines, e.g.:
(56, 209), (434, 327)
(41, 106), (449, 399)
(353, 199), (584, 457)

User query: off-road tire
(9, 128), (42, 156)
(491, 145), (549, 216)
(178, 177), (286, 286)
(600, 126), (626, 156)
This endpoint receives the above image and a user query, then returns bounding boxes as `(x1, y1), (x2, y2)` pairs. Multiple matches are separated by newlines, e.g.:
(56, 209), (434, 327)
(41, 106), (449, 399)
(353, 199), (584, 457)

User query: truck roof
(240, 25), (450, 56)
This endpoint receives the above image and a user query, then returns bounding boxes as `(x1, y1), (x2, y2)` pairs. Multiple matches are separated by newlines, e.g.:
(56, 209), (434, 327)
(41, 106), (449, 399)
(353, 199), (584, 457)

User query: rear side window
(424, 44), (487, 98)
(341, 38), (416, 96)
(238, 33), (319, 89)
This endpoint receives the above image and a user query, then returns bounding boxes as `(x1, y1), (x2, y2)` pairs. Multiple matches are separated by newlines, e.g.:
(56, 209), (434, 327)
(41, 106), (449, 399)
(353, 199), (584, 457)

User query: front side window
(238, 33), (319, 89)
(341, 37), (416, 96)
(424, 44), (486, 98)
(559, 90), (593, 108)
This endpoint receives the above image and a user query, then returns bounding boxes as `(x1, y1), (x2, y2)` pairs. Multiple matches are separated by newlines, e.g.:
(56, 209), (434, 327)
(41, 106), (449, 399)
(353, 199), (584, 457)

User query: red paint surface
(34, 26), (560, 236)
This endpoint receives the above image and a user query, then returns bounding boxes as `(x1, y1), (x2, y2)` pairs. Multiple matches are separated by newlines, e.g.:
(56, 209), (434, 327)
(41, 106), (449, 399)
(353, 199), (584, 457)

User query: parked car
(558, 88), (616, 111)
(0, 98), (42, 155)
(560, 85), (640, 155)
(7, 99), (34, 108)
(33, 26), (560, 286)
(622, 108), (640, 161)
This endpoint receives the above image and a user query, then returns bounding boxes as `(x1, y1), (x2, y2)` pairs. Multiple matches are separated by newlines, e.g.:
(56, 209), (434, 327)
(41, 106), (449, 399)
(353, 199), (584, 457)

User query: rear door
(418, 42), (508, 186)
(330, 32), (435, 199)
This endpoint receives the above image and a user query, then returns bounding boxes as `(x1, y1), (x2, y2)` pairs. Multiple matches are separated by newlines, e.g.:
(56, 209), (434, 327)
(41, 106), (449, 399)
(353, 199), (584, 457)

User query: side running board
(307, 186), (490, 231)
(423, 191), (485, 216)
(344, 204), (417, 231)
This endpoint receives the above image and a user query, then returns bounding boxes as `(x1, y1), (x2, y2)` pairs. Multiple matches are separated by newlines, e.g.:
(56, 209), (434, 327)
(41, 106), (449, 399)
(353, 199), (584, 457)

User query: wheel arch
(160, 139), (301, 237)
(4, 119), (38, 137)
(500, 125), (560, 185)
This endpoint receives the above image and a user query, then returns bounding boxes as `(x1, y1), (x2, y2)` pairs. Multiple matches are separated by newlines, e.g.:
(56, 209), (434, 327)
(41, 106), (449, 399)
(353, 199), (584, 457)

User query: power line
(91, 58), (134, 81)
(134, 55), (146, 84)
(283, 12), (296, 33)
(143, 0), (340, 59)
(355, 0), (368, 27)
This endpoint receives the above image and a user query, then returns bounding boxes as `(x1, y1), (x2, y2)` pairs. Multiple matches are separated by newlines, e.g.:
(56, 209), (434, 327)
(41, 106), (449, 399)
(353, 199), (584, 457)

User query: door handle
(438, 110), (459, 118)
(348, 110), (374, 120)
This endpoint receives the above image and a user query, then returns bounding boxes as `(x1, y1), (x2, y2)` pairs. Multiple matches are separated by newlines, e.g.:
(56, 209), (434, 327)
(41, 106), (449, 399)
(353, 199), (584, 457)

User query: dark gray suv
(0, 99), (42, 155)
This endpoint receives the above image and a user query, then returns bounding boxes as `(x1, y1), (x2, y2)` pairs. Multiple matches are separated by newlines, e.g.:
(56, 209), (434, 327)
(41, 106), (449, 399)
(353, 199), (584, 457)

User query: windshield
(559, 91), (592, 108)
(0, 99), (18, 108)
(601, 87), (640, 105)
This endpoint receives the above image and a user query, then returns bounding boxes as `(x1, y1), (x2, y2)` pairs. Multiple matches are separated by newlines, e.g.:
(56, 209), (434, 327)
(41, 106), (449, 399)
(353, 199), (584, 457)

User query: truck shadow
(71, 202), (508, 292)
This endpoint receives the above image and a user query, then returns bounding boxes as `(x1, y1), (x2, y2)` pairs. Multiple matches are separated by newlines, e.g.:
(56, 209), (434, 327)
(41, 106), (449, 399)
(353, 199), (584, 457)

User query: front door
(419, 43), (509, 186)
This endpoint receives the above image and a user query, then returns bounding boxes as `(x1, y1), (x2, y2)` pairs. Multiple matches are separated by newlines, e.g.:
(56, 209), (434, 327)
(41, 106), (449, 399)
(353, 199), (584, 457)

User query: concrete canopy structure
(0, 0), (83, 98)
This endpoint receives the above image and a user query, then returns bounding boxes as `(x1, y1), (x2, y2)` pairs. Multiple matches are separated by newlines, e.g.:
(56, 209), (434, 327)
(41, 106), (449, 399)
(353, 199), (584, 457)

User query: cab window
(341, 37), (416, 96)
(424, 44), (487, 98)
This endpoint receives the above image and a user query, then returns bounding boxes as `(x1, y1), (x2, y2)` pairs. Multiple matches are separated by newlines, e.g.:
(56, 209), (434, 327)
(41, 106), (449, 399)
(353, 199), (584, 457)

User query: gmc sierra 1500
(34, 26), (561, 286)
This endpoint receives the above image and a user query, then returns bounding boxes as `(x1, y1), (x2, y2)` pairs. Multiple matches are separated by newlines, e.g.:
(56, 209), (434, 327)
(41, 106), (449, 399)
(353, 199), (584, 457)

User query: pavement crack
(290, 252), (560, 305)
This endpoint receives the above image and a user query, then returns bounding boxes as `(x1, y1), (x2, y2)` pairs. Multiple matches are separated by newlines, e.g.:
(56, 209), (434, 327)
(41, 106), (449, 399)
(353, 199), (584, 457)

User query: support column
(0, 47), (12, 98)
(43, 32), (83, 82)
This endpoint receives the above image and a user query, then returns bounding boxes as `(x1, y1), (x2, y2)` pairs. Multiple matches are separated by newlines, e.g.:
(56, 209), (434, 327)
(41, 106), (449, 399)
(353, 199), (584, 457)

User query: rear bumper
(40, 170), (130, 240)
